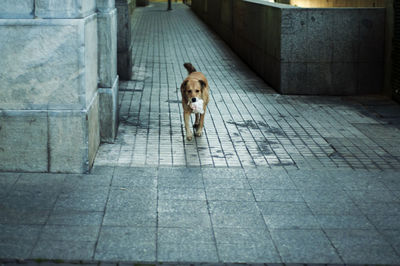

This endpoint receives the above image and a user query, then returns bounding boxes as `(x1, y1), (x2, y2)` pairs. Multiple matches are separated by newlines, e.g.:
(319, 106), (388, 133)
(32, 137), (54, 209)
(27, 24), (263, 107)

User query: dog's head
(181, 79), (206, 104)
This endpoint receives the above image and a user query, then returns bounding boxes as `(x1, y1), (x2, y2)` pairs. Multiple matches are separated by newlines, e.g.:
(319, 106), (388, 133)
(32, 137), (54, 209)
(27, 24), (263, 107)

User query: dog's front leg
(195, 111), (206, 137)
(184, 111), (193, 141)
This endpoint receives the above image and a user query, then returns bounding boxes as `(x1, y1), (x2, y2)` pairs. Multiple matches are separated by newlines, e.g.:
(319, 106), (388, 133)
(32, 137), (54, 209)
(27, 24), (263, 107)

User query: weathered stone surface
(97, 0), (115, 12)
(0, 14), (98, 110)
(192, 0), (385, 95)
(0, 111), (48, 172)
(99, 77), (119, 143)
(49, 96), (99, 173)
(0, 0), (34, 19)
(116, 0), (133, 80)
(35, 0), (96, 18)
(98, 9), (118, 88)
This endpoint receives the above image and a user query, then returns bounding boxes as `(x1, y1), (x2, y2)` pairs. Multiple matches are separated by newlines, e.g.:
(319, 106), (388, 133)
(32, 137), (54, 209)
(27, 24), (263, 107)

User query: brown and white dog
(180, 63), (210, 141)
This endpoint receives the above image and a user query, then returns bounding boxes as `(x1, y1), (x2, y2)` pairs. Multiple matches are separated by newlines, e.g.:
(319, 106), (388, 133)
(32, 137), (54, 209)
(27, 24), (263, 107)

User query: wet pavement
(1, 2), (400, 265)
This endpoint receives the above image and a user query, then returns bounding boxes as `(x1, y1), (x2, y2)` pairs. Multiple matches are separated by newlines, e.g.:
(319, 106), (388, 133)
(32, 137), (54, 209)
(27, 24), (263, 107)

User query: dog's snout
(192, 98), (197, 103)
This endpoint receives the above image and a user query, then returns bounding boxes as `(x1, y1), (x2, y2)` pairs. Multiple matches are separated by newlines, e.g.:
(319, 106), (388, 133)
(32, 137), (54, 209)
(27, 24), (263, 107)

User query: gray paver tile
(263, 215), (320, 230)
(114, 166), (157, 177)
(39, 225), (100, 242)
(54, 195), (107, 212)
(158, 200), (208, 213)
(253, 189), (304, 202)
(0, 238), (36, 258)
(63, 174), (112, 187)
(103, 210), (156, 227)
(0, 224), (42, 240)
(158, 227), (214, 244)
(366, 214), (400, 230)
(299, 189), (352, 203)
(47, 211), (104, 226)
(158, 212), (211, 228)
(381, 230), (400, 254)
(112, 174), (157, 188)
(204, 177), (250, 189)
(202, 168), (246, 179)
(271, 229), (342, 264)
(158, 167), (202, 178)
(218, 243), (281, 263)
(325, 229), (400, 264)
(306, 201), (363, 216)
(356, 202), (400, 216)
(31, 240), (96, 260)
(206, 188), (254, 201)
(157, 242), (218, 263)
(209, 201), (259, 214)
(315, 215), (374, 230)
(257, 202), (313, 216)
(158, 175), (203, 188)
(248, 176), (296, 190)
(159, 187), (206, 200)
(95, 226), (156, 262)
(346, 189), (400, 203)
(211, 212), (266, 228)
(0, 209), (50, 225)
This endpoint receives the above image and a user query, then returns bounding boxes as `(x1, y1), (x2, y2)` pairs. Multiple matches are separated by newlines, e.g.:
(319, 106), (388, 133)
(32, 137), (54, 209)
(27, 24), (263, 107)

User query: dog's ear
(199, 80), (206, 91)
(180, 80), (188, 100)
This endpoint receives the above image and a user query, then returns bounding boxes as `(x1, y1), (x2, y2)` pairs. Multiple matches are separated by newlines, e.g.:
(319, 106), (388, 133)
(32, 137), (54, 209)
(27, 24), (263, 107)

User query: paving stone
(299, 189), (352, 204)
(39, 225), (100, 242)
(204, 178), (250, 189)
(325, 229), (400, 264)
(209, 201), (259, 214)
(103, 210), (156, 227)
(315, 215), (374, 230)
(366, 214), (400, 230)
(202, 168), (246, 179)
(158, 227), (214, 244)
(53, 195), (107, 212)
(257, 202), (313, 216)
(271, 229), (342, 264)
(0, 238), (36, 258)
(159, 187), (206, 200)
(158, 175), (204, 189)
(0, 224), (42, 240)
(158, 212), (211, 228)
(157, 242), (218, 263)
(158, 167), (202, 178)
(263, 215), (320, 230)
(158, 200), (208, 213)
(63, 174), (112, 188)
(346, 189), (400, 203)
(114, 166), (157, 177)
(47, 211), (104, 226)
(381, 230), (400, 254)
(206, 188), (254, 201)
(211, 212), (266, 228)
(0, 209), (50, 225)
(95, 226), (156, 261)
(306, 201), (363, 216)
(217, 243), (281, 263)
(253, 189), (304, 202)
(31, 240), (96, 260)
(112, 174), (157, 188)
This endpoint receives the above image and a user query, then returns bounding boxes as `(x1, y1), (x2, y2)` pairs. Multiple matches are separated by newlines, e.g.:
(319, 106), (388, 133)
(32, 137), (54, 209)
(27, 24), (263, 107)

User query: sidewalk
(1, 2), (400, 265)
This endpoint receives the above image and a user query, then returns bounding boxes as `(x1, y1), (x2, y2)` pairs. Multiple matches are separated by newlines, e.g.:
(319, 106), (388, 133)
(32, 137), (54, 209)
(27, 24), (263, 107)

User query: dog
(180, 63), (210, 141)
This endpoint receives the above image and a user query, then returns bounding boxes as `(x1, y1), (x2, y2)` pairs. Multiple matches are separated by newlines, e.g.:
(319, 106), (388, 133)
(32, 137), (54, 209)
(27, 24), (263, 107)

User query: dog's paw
(186, 134), (193, 141)
(193, 123), (199, 129)
(195, 131), (202, 137)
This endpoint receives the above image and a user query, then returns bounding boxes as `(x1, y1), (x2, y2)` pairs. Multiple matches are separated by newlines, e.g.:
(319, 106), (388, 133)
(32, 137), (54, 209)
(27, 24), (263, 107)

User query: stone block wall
(0, 0), (100, 173)
(97, 0), (119, 142)
(191, 0), (385, 95)
(116, 0), (135, 80)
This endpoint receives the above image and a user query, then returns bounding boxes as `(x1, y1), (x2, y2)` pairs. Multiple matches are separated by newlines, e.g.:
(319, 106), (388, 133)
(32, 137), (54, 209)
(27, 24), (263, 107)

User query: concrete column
(97, 0), (119, 143)
(116, 0), (134, 80)
(0, 0), (100, 173)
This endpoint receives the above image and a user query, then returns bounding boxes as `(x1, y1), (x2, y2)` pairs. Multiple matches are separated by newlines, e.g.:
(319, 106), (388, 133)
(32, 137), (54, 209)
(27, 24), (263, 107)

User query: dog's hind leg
(184, 111), (193, 141)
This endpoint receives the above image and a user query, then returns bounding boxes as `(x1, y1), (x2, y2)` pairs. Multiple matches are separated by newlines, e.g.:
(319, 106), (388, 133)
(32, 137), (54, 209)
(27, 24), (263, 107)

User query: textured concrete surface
(192, 0), (385, 95)
(0, 0), (34, 19)
(0, 7), (99, 173)
(35, 0), (96, 18)
(1, 2), (400, 265)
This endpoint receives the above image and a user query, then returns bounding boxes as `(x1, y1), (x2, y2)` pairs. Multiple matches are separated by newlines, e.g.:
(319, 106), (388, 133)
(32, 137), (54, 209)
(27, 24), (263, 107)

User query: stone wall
(97, 0), (119, 142)
(0, 0), (110, 173)
(275, 0), (385, 7)
(191, 0), (385, 95)
(116, 0), (135, 80)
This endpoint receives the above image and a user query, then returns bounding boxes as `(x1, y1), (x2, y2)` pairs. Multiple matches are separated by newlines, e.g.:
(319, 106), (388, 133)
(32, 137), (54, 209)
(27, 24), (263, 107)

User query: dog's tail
(183, 63), (197, 74)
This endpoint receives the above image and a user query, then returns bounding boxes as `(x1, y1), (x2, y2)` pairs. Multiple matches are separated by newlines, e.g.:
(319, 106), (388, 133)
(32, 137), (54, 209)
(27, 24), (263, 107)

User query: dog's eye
(196, 90), (200, 93)
(188, 90), (192, 93)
